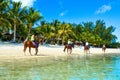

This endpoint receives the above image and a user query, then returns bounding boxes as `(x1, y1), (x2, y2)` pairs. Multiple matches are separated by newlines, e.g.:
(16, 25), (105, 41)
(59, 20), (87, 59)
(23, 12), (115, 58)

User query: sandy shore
(0, 43), (120, 59)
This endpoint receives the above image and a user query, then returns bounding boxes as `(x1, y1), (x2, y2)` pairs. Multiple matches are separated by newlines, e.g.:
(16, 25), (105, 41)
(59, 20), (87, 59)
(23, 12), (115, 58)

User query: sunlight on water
(0, 54), (120, 80)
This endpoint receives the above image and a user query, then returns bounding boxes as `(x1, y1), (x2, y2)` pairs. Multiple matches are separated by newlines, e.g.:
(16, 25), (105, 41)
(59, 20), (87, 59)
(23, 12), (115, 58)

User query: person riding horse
(68, 39), (73, 48)
(31, 34), (38, 48)
(84, 41), (90, 54)
(63, 39), (74, 54)
(102, 44), (106, 52)
(24, 35), (43, 55)
(85, 42), (89, 48)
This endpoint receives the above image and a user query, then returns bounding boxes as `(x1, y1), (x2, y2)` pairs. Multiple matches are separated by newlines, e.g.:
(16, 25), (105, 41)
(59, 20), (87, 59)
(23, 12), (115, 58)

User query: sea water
(0, 54), (120, 80)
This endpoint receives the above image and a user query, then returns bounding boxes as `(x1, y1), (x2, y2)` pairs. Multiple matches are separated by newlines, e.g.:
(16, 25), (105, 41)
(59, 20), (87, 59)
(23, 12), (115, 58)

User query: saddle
(68, 44), (73, 48)
(32, 41), (38, 47)
(84, 45), (89, 49)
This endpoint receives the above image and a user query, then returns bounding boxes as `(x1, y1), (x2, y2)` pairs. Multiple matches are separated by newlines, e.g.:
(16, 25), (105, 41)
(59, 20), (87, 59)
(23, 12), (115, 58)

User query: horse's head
(38, 38), (44, 44)
(72, 43), (74, 48)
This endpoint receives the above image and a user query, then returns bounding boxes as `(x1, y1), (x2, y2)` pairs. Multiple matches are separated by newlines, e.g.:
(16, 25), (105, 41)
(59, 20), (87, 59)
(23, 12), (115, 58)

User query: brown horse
(63, 43), (74, 54)
(84, 45), (90, 54)
(23, 38), (43, 56)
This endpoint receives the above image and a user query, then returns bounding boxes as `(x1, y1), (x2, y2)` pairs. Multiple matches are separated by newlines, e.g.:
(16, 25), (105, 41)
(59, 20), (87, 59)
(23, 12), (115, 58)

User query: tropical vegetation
(0, 0), (120, 48)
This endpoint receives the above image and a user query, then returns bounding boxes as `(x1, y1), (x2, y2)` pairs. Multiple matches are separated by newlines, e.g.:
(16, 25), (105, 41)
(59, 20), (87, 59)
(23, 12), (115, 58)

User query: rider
(85, 41), (90, 48)
(30, 34), (38, 47)
(103, 44), (106, 48)
(68, 39), (73, 47)
(85, 42), (89, 46)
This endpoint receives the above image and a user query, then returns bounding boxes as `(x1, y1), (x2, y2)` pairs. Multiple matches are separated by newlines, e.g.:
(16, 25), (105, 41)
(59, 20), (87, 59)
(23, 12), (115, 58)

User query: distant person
(85, 41), (90, 48)
(68, 39), (73, 47)
(103, 45), (105, 48)
(85, 42), (89, 46)
(102, 44), (106, 52)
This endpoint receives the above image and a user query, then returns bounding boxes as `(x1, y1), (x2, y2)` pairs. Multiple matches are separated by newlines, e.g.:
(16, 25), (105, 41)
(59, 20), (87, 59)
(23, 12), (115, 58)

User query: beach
(0, 43), (120, 80)
(0, 43), (120, 59)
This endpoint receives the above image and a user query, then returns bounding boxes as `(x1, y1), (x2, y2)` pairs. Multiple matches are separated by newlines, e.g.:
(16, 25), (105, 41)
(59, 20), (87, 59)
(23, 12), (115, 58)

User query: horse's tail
(23, 41), (27, 53)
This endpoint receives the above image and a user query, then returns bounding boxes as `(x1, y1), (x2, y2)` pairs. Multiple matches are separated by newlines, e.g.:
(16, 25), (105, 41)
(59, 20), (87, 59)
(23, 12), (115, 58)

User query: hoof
(35, 54), (38, 56)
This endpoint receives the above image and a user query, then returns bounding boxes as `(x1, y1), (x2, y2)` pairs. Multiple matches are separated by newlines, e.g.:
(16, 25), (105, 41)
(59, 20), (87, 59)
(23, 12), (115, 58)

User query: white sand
(0, 44), (120, 59)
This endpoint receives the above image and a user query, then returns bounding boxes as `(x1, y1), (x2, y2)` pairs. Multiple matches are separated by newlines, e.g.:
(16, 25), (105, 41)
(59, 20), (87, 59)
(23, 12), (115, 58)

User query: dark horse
(23, 38), (43, 56)
(63, 43), (74, 54)
(84, 45), (90, 54)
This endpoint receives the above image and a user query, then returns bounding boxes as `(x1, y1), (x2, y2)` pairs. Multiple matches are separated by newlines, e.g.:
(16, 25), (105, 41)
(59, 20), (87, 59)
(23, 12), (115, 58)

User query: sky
(12, 0), (120, 42)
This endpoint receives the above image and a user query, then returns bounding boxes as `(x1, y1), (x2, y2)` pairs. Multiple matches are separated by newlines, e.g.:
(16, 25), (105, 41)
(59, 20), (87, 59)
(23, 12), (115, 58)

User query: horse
(23, 38), (43, 56)
(84, 45), (90, 54)
(63, 43), (74, 54)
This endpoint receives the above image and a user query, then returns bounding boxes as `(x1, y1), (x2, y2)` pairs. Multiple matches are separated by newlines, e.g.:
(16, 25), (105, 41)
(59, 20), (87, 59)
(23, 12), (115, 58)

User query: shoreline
(0, 44), (120, 60)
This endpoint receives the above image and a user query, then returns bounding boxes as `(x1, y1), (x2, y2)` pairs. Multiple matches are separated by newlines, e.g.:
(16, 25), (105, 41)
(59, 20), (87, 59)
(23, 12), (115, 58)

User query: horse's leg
(103, 49), (105, 52)
(63, 46), (66, 52)
(84, 50), (87, 59)
(89, 49), (90, 54)
(104, 48), (106, 53)
(23, 45), (27, 53)
(23, 47), (27, 56)
(102, 48), (105, 57)
(70, 48), (72, 54)
(35, 48), (38, 55)
(84, 49), (86, 54)
(23, 42), (27, 52)
(29, 47), (32, 56)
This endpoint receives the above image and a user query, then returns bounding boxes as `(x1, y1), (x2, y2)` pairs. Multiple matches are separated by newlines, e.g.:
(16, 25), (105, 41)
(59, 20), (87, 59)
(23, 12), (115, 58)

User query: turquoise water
(0, 54), (120, 80)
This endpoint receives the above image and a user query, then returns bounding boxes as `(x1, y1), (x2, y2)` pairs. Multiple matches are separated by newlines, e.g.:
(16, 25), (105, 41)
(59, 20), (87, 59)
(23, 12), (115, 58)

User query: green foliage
(0, 1), (119, 47)
(109, 42), (120, 48)
(1, 36), (8, 41)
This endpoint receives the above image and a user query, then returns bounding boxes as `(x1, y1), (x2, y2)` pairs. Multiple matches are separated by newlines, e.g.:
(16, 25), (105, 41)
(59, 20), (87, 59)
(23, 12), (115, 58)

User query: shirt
(31, 35), (34, 41)
(86, 42), (89, 46)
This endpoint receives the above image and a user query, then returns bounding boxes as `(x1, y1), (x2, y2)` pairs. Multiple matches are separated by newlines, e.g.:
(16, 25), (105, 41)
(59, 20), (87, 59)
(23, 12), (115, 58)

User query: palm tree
(73, 23), (83, 40)
(25, 7), (42, 38)
(58, 23), (75, 43)
(103, 26), (117, 45)
(0, 0), (11, 32)
(8, 1), (24, 42)
(83, 21), (94, 33)
(49, 20), (61, 40)
(94, 20), (117, 45)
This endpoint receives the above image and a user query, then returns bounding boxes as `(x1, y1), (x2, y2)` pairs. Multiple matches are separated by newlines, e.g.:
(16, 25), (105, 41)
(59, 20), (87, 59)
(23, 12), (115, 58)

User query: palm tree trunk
(27, 23), (32, 40)
(24, 28), (31, 42)
(28, 28), (31, 39)
(62, 34), (65, 45)
(13, 24), (16, 42)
